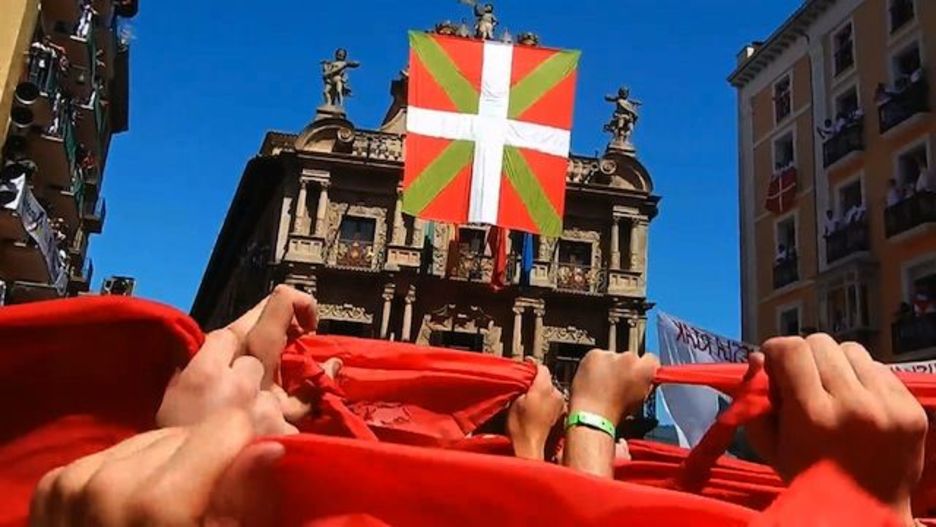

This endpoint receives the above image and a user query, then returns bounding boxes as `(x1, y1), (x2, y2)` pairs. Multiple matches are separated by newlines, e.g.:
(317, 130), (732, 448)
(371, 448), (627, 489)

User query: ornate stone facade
(192, 45), (659, 385)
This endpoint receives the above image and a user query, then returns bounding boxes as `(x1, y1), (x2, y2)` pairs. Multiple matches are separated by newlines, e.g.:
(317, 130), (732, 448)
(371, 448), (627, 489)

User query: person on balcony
(875, 83), (898, 106)
(823, 209), (840, 237)
(910, 67), (925, 85)
(817, 119), (835, 140)
(913, 159), (935, 194)
(887, 179), (903, 207)
(845, 202), (866, 225)
(74, 0), (97, 40)
(833, 112), (848, 135)
(913, 285), (935, 317)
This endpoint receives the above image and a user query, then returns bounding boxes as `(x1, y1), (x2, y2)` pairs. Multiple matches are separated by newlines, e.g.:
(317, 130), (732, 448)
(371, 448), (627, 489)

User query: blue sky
(94, 0), (801, 342)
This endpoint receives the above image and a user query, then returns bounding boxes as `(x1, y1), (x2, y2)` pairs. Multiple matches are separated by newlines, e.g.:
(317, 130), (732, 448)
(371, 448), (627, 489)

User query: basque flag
(403, 32), (580, 236)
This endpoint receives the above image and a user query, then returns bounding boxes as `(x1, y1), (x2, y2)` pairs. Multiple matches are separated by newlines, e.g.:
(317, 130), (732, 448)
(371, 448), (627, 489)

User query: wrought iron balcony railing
(335, 239), (374, 269)
(826, 220), (869, 264)
(879, 77), (929, 134)
(893, 312), (936, 356)
(556, 262), (594, 292)
(773, 256), (799, 290)
(822, 119), (864, 168)
(885, 191), (936, 238)
(449, 248), (493, 282)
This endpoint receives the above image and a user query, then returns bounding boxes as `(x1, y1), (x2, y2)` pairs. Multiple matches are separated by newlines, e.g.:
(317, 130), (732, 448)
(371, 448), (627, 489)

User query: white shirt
(917, 171), (932, 193)
(824, 216), (839, 236)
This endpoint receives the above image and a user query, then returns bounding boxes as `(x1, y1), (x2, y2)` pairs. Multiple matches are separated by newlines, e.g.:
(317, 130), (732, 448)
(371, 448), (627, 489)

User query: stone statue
(459, 0), (497, 40)
(604, 87), (641, 152)
(321, 48), (360, 108)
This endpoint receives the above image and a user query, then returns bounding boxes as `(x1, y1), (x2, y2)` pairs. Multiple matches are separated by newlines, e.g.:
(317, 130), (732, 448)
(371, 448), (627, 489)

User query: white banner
(890, 359), (936, 374)
(5, 175), (67, 294)
(656, 312), (936, 448)
(656, 312), (755, 448)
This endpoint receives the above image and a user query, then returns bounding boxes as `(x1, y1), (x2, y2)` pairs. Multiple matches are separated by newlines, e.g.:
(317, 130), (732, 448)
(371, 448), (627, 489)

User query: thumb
(321, 358), (343, 380)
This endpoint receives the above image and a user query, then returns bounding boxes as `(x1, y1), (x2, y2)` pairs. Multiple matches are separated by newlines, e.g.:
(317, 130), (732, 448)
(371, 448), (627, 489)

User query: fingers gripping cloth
(0, 296), (933, 526)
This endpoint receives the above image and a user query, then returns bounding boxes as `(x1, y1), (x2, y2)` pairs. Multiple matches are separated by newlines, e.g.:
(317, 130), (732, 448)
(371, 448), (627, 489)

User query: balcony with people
(449, 228), (494, 282)
(877, 45), (928, 134)
(819, 90), (864, 169)
(824, 209), (869, 265)
(555, 240), (597, 293)
(893, 277), (936, 356)
(334, 216), (376, 270)
(773, 217), (798, 290)
(885, 149), (936, 238)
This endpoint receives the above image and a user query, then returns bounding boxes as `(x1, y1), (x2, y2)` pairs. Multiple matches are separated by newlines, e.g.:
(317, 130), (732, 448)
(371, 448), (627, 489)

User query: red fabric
(0, 296), (202, 527)
(751, 461), (903, 527)
(0, 296), (930, 526)
(487, 226), (509, 290)
(280, 335), (537, 446)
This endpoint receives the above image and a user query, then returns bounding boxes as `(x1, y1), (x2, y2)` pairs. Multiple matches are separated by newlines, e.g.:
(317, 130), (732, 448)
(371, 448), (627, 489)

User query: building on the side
(730, 0), (936, 360)
(0, 0), (138, 305)
(191, 25), (659, 386)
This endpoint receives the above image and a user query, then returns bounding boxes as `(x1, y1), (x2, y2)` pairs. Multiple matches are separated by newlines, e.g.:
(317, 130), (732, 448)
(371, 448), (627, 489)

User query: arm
(562, 350), (658, 479)
(507, 362), (564, 461)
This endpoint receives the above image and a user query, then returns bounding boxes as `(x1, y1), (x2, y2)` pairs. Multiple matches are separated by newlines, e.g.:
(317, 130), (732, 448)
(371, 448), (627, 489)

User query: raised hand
(747, 335), (927, 526)
(507, 362), (565, 461)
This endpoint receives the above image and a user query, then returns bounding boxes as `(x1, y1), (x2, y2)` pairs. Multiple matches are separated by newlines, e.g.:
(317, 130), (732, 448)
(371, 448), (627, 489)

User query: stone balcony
(335, 239), (374, 269)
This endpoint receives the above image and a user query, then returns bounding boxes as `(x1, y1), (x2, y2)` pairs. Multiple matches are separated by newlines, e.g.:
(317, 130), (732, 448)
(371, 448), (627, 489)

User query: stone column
(401, 286), (416, 342)
(627, 318), (640, 353)
(630, 220), (648, 271)
(412, 219), (426, 248)
(392, 190), (405, 245)
(537, 236), (550, 261)
(380, 285), (394, 339)
(512, 306), (525, 359)
(608, 316), (618, 352)
(293, 179), (311, 235)
(532, 307), (545, 361)
(636, 318), (647, 354)
(610, 218), (621, 270)
(314, 182), (330, 237)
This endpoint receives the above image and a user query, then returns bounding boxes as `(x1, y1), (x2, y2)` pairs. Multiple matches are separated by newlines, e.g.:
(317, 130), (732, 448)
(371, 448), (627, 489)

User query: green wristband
(565, 410), (616, 439)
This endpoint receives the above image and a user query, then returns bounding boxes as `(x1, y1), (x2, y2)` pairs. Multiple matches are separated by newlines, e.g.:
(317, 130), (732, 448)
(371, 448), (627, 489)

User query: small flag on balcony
(487, 226), (508, 290)
(520, 232), (534, 286)
(765, 167), (798, 215)
(403, 31), (580, 236)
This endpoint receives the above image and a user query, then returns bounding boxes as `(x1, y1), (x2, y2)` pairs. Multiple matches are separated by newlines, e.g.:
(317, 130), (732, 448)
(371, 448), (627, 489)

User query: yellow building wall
(0, 0), (39, 148)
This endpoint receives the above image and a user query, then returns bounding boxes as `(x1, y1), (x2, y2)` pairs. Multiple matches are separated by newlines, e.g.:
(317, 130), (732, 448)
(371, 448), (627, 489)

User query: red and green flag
(403, 31), (580, 236)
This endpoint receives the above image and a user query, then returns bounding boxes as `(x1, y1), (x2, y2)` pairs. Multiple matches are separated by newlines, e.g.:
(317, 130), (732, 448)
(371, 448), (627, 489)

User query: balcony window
(319, 320), (373, 338)
(821, 88), (864, 167)
(894, 268), (936, 355)
(774, 217), (798, 289)
(547, 342), (592, 392)
(557, 240), (593, 292)
(451, 227), (489, 280)
(779, 308), (800, 337)
(336, 215), (376, 268)
(822, 281), (871, 337)
(878, 45), (928, 133)
(833, 24), (855, 76)
(774, 76), (792, 124)
(429, 331), (485, 352)
(825, 181), (869, 263)
(885, 146), (936, 237)
(890, 0), (915, 34)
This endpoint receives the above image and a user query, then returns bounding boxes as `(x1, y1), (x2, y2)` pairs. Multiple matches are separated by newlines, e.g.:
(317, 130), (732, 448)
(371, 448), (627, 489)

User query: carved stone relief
(415, 304), (504, 356)
(319, 303), (374, 324)
(540, 325), (597, 358)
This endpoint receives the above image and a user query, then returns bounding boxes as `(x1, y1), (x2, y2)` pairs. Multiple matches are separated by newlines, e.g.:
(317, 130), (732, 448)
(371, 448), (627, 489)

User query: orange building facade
(731, 0), (936, 361)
